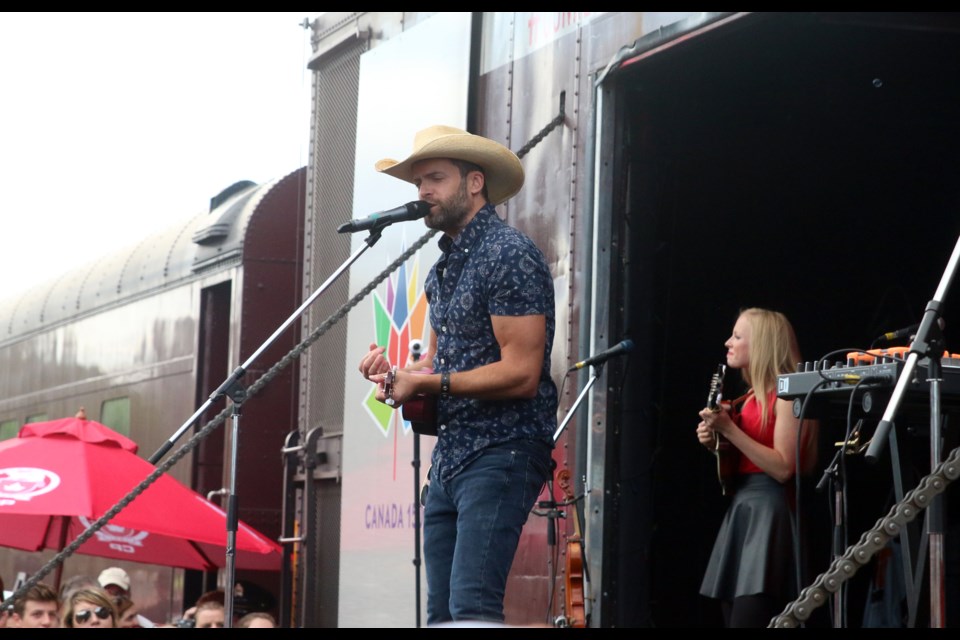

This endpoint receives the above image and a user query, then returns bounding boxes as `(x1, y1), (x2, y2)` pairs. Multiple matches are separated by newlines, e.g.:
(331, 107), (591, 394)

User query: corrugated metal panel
(297, 18), (365, 628)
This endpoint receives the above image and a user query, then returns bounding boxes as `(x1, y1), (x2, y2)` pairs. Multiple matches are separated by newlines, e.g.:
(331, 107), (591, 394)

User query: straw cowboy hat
(375, 125), (524, 205)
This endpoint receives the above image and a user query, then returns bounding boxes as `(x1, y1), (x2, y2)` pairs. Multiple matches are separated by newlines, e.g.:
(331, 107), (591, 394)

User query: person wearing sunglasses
(61, 587), (117, 628)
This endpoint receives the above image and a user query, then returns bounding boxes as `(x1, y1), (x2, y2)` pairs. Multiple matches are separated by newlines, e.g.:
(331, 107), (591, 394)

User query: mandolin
(382, 364), (437, 506)
(382, 367), (439, 436)
(706, 363), (738, 496)
(402, 394), (438, 437)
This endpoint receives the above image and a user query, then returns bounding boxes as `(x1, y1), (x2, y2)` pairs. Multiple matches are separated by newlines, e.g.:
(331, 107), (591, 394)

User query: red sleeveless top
(732, 390), (777, 475)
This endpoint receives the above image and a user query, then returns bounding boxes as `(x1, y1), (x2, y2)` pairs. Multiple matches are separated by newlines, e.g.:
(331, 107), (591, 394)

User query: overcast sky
(0, 12), (315, 301)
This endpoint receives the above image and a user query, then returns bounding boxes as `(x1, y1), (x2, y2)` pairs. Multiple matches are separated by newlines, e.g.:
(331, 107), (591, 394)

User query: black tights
(721, 594), (779, 628)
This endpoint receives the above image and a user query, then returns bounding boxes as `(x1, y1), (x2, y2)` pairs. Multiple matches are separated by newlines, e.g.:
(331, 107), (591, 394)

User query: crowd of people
(1, 567), (277, 628)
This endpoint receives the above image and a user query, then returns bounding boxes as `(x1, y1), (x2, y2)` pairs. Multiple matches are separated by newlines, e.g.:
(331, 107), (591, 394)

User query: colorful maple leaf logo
(363, 252), (430, 436)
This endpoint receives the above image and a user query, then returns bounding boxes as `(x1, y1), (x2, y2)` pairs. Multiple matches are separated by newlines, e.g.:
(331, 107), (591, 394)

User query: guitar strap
(726, 390), (751, 421)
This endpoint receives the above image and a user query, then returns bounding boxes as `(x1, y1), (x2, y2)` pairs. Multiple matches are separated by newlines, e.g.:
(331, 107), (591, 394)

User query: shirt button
(441, 326), (447, 332)
(440, 358), (445, 365)
(440, 424), (447, 431)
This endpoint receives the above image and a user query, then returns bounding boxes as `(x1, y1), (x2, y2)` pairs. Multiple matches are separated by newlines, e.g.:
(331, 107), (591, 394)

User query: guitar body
(380, 365), (438, 504)
(382, 367), (439, 436)
(713, 434), (739, 496)
(706, 364), (739, 496)
(402, 394), (438, 437)
(404, 397), (437, 506)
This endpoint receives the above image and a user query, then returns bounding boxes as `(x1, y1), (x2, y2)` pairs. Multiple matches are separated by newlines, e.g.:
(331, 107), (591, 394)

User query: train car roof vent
(210, 180), (256, 211)
(192, 181), (257, 246)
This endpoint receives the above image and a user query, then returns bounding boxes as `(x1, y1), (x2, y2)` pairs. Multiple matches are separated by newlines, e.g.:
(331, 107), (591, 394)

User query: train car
(0, 167), (306, 624)
(293, 11), (960, 629)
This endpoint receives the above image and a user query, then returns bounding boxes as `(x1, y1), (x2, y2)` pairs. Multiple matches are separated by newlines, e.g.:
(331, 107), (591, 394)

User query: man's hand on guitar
(359, 342), (391, 380)
(359, 343), (396, 405)
(371, 367), (421, 407)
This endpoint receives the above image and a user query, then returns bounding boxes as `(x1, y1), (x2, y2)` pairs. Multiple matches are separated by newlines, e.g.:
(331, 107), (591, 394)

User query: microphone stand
(223, 385), (244, 627)
(413, 429), (424, 628)
(554, 363), (603, 444)
(816, 446), (844, 627)
(543, 361), (605, 626)
(815, 419), (864, 629)
(408, 348), (424, 629)
(864, 232), (960, 628)
(148, 223), (392, 628)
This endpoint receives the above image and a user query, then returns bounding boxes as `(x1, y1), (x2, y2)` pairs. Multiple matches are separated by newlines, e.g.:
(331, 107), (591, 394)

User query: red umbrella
(0, 413), (282, 580)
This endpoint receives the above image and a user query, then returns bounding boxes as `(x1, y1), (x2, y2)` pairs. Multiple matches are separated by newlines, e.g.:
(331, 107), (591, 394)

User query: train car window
(25, 413), (47, 424)
(100, 397), (131, 437)
(0, 420), (18, 441)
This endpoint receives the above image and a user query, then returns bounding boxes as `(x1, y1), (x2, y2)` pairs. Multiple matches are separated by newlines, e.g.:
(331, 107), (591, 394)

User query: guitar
(402, 394), (438, 437)
(382, 367), (438, 505)
(706, 363), (738, 495)
(382, 367), (438, 436)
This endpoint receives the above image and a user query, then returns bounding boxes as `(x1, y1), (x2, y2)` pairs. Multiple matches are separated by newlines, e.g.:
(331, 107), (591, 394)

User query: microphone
(568, 339), (634, 371)
(410, 339), (423, 362)
(875, 318), (945, 343)
(337, 200), (432, 234)
(875, 322), (921, 342)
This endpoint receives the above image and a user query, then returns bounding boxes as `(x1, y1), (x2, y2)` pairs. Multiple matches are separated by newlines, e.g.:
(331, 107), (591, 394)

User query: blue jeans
(423, 441), (550, 625)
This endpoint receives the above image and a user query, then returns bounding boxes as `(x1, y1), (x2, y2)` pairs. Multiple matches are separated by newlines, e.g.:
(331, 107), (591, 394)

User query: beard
(424, 178), (472, 233)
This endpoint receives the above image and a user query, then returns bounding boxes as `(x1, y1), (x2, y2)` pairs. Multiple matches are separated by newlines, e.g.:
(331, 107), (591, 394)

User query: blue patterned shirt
(425, 205), (557, 483)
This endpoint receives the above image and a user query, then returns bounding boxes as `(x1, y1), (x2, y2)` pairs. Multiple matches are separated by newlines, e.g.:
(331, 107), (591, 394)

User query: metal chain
(769, 443), (960, 627)
(0, 229), (437, 609)
(515, 93), (565, 159)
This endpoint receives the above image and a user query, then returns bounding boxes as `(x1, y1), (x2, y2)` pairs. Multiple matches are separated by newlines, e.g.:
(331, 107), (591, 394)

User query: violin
(557, 468), (586, 628)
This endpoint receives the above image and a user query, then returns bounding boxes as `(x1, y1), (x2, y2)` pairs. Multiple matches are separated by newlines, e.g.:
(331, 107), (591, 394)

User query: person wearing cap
(359, 125), (557, 625)
(97, 567), (130, 598)
(97, 566), (154, 628)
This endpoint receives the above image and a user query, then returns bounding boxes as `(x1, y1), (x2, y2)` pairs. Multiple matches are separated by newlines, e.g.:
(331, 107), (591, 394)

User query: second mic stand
(541, 361), (605, 627)
(818, 447), (846, 629)
(815, 419), (867, 628)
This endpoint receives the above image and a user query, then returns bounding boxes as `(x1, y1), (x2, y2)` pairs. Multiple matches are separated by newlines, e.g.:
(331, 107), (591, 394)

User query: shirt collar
(437, 204), (498, 255)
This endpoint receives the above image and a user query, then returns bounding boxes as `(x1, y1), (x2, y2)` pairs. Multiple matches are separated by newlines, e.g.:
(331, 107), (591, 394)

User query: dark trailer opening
(598, 12), (960, 628)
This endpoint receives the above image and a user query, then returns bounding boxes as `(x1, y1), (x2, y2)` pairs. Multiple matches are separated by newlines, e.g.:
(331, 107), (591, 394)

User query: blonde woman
(61, 587), (117, 628)
(696, 308), (817, 627)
